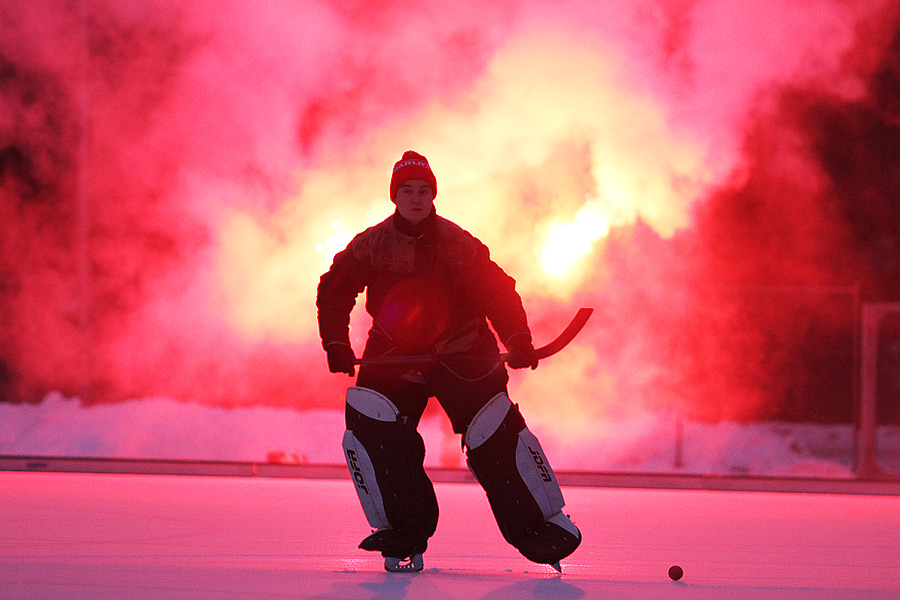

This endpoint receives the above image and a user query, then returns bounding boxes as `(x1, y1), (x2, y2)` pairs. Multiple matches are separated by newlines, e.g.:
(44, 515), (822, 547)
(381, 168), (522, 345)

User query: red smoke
(1, 0), (899, 437)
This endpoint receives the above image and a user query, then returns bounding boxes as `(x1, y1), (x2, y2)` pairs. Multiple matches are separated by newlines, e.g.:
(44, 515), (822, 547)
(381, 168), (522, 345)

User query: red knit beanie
(390, 151), (437, 201)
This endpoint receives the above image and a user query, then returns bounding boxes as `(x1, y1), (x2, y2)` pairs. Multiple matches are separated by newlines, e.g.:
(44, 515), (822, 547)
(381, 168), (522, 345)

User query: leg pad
(343, 387), (399, 529)
(465, 393), (580, 564)
(343, 386), (438, 555)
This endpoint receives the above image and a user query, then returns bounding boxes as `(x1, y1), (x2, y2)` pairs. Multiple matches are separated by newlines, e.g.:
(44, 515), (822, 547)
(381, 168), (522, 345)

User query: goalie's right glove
(506, 337), (539, 370)
(326, 343), (356, 377)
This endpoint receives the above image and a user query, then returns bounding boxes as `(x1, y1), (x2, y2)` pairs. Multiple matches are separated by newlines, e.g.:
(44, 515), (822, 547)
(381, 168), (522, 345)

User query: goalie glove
(326, 343), (356, 377)
(506, 337), (539, 370)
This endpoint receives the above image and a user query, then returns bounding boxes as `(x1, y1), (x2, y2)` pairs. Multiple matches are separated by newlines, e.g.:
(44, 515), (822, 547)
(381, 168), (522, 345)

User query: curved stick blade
(533, 307), (593, 360)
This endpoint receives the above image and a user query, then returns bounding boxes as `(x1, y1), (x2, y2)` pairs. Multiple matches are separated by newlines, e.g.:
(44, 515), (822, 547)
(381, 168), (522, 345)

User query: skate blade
(384, 553), (424, 573)
(551, 562), (562, 573)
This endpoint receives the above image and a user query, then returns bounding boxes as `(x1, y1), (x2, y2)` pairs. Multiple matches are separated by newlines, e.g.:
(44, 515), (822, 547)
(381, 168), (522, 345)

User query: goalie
(316, 151), (580, 572)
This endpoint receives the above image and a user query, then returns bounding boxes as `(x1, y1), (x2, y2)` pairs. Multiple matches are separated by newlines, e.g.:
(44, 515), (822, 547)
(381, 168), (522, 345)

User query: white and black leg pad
(343, 387), (398, 530)
(343, 387), (438, 553)
(465, 392), (581, 564)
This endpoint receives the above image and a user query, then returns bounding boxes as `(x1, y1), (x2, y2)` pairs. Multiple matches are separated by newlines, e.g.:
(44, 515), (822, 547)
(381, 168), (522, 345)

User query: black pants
(356, 358), (510, 434)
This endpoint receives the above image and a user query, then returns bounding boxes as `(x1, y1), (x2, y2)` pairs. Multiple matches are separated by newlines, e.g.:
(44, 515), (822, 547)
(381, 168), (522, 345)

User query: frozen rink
(2, 469), (899, 599)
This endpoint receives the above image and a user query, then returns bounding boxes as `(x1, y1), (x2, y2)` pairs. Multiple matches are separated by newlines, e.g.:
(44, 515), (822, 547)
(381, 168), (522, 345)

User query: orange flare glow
(540, 196), (611, 280)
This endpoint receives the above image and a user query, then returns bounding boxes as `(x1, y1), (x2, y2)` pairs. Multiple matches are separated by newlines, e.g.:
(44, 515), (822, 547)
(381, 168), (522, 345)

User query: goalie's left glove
(506, 338), (539, 370)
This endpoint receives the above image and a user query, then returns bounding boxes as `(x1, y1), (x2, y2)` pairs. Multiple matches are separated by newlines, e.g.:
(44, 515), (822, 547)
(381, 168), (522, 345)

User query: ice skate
(359, 528), (428, 572)
(384, 553), (424, 572)
(516, 513), (581, 568)
(360, 529), (427, 573)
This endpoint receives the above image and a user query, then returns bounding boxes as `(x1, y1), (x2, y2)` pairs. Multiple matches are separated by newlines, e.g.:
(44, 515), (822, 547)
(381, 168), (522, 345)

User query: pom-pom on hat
(390, 150), (437, 201)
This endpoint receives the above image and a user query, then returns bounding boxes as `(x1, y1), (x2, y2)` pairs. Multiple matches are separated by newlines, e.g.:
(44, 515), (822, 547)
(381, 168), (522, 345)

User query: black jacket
(316, 209), (532, 360)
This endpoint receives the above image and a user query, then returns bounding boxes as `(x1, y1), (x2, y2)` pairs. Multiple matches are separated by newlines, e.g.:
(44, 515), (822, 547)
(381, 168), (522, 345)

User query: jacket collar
(392, 206), (437, 238)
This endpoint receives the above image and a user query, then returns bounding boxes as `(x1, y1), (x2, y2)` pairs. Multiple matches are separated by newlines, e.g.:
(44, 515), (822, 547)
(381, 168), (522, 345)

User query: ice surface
(1, 470), (898, 599)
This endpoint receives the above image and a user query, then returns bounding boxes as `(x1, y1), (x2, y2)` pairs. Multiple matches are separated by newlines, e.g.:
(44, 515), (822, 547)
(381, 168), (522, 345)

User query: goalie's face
(393, 179), (435, 224)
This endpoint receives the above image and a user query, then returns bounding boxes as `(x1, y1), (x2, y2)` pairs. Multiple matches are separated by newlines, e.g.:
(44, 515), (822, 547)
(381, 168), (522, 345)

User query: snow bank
(2, 393), (898, 477)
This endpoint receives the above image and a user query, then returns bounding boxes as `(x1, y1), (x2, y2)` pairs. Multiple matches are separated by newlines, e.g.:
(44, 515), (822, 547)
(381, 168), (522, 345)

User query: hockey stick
(354, 307), (593, 367)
